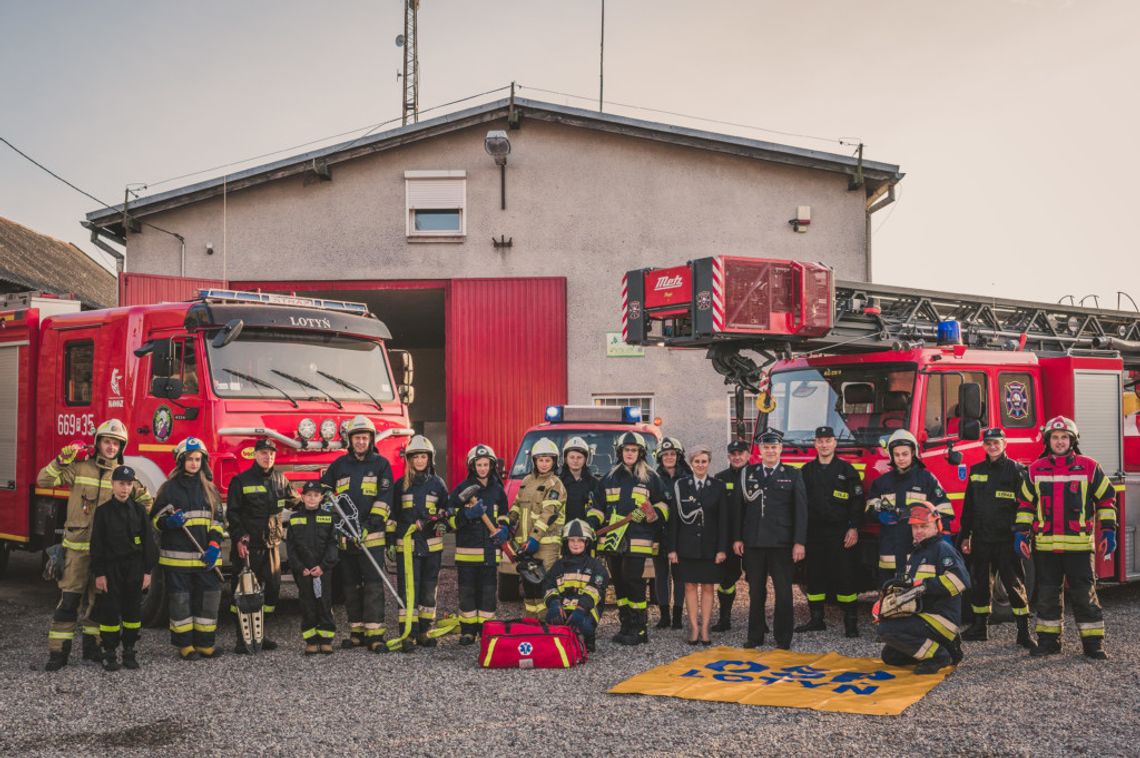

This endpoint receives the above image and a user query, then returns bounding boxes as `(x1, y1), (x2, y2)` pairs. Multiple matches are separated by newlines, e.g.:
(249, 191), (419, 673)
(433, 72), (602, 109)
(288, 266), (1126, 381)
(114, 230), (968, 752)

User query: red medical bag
(478, 619), (587, 669)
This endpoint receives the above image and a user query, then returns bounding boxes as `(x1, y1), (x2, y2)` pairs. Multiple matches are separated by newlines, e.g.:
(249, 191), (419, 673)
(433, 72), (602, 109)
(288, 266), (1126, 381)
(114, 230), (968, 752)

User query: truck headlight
(320, 419), (338, 441)
(297, 418), (317, 441)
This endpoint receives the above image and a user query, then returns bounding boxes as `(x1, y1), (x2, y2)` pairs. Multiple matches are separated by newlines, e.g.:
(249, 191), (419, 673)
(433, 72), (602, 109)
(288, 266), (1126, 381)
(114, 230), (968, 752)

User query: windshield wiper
(316, 369), (383, 411)
(270, 369), (344, 409)
(222, 368), (299, 408)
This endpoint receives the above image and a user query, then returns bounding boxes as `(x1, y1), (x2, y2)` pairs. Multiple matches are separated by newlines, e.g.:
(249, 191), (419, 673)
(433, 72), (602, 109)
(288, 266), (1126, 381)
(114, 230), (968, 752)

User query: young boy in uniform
(287, 482), (339, 655)
(90, 465), (157, 671)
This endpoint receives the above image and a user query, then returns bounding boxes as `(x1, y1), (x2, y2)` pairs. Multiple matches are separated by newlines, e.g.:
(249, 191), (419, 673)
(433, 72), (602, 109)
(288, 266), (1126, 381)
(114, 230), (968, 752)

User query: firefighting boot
(121, 647), (140, 670)
(260, 637), (278, 651)
(794, 603), (826, 633)
(655, 605), (671, 630)
(671, 606), (684, 630)
(417, 620), (438, 648)
(101, 650), (121, 672)
(45, 642), (71, 672)
(304, 643), (320, 656)
(319, 643), (334, 655)
(962, 615), (989, 641)
(340, 631), (365, 649)
(843, 606), (860, 638)
(631, 609), (650, 645)
(1015, 616), (1035, 650)
(880, 645), (916, 667)
(712, 595), (733, 633)
(1030, 634), (1061, 657)
(611, 607), (632, 644)
(179, 646), (200, 661)
(949, 635), (964, 665)
(81, 633), (102, 663)
(584, 635), (596, 653)
(1081, 637), (1108, 660)
(914, 649), (953, 675)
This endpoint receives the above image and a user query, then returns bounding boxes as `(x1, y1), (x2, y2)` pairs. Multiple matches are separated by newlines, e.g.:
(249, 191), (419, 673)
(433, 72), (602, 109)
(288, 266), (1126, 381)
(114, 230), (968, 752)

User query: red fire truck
(623, 256), (1140, 585)
(0, 288), (414, 576)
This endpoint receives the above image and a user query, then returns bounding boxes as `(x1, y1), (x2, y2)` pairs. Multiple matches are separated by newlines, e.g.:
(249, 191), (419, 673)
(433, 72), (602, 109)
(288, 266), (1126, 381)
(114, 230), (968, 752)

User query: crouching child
(287, 482), (339, 655)
(543, 519), (609, 652)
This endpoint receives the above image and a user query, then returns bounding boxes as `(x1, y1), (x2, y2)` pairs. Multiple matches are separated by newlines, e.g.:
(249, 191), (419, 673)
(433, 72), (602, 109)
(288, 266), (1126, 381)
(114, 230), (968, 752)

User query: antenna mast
(399, 0), (421, 126)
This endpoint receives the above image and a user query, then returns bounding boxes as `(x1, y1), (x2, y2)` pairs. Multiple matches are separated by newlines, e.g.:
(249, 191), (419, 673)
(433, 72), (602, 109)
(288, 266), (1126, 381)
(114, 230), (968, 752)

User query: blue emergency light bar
(197, 289), (370, 316)
(544, 405), (642, 424)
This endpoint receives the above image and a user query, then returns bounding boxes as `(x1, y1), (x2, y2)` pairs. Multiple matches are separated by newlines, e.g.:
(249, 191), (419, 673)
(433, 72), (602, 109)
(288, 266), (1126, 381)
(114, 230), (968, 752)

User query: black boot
(914, 650), (953, 675)
(881, 645), (915, 667)
(794, 602), (826, 633)
(417, 620), (438, 648)
(655, 605), (671, 629)
(1081, 636), (1108, 660)
(1030, 633), (1061, 657)
(121, 646), (139, 670)
(101, 650), (121, 672)
(949, 635), (964, 665)
(340, 632), (364, 649)
(611, 607), (631, 644)
(260, 637), (278, 651)
(671, 606), (684, 630)
(1015, 616), (1034, 650)
(962, 614), (989, 641)
(82, 634), (102, 663)
(632, 609), (649, 645)
(712, 596), (733, 632)
(45, 642), (71, 672)
(584, 635), (596, 653)
(843, 606), (860, 638)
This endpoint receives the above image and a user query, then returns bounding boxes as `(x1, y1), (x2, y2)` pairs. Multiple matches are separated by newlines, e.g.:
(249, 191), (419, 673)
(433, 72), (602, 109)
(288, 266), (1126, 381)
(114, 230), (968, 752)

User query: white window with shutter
(405, 170), (466, 238)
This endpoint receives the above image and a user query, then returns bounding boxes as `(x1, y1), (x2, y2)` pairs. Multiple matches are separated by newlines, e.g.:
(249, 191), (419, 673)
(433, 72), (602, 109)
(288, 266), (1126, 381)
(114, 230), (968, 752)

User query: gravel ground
(1, 549), (1138, 757)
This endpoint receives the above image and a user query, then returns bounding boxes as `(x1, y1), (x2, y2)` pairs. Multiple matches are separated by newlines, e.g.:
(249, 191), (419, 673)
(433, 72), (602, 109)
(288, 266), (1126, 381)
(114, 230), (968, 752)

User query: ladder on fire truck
(623, 256), (1140, 409)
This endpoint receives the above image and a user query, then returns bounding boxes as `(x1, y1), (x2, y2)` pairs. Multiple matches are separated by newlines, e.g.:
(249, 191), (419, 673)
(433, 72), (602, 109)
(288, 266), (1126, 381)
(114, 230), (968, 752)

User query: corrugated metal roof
(86, 97), (902, 229)
(0, 215), (117, 309)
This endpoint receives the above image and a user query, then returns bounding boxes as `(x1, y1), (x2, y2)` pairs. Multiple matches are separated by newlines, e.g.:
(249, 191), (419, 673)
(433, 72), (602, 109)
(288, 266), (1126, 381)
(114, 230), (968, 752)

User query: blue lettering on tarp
(678, 661), (896, 696)
(829, 670), (896, 683)
(768, 665), (827, 680)
(833, 684), (879, 695)
(713, 674), (754, 683)
(706, 660), (769, 674)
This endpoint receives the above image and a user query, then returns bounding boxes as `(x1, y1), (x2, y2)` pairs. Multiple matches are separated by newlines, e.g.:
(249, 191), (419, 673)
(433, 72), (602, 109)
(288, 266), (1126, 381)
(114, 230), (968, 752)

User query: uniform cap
(111, 465), (136, 482)
(814, 426), (836, 439)
(254, 438), (277, 452)
(726, 440), (750, 454)
(758, 430), (783, 445)
(301, 481), (323, 495)
(982, 428), (1006, 441)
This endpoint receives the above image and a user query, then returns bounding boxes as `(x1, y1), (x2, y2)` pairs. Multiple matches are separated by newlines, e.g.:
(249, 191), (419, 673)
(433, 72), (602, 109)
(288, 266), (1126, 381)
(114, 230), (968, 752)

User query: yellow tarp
(608, 646), (952, 716)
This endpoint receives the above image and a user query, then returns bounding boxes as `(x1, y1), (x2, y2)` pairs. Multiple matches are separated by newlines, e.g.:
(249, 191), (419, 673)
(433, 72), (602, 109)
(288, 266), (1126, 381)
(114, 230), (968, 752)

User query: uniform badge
(942, 557), (953, 567)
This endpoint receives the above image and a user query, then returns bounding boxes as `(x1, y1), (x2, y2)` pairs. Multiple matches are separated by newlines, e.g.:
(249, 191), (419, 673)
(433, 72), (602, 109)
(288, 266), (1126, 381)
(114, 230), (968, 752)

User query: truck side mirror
(212, 319), (244, 349)
(960, 418), (982, 441)
(398, 384), (415, 405)
(958, 382), (982, 420)
(151, 338), (176, 378)
(151, 376), (184, 399)
(391, 349), (414, 386)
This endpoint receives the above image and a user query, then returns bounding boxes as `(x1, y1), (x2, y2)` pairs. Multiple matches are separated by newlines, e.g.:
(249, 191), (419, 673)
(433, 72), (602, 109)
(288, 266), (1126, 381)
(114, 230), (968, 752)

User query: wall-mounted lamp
(484, 130), (511, 209)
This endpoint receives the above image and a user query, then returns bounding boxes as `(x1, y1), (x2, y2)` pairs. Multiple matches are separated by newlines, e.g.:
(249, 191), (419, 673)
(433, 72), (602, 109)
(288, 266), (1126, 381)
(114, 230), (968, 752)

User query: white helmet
(404, 434), (436, 459)
(562, 436), (591, 463)
(173, 436), (209, 463)
(95, 418), (129, 446)
(530, 437), (560, 468)
(466, 444), (497, 468)
(886, 429), (918, 452)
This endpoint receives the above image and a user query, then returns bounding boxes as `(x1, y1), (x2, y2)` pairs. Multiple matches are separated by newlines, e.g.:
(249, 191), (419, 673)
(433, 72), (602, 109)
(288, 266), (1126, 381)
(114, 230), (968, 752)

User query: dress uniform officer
(733, 431), (807, 650)
(796, 426), (865, 637)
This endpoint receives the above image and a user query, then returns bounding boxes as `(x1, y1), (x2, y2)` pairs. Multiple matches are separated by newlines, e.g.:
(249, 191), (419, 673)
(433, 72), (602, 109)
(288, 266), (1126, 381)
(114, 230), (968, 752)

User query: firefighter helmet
(561, 518), (595, 543)
(345, 415), (377, 439)
(562, 436), (591, 465)
(886, 429), (919, 452)
(530, 437), (560, 468)
(615, 431), (647, 453)
(466, 444), (497, 468)
(657, 436), (685, 463)
(173, 436), (209, 463)
(1043, 416), (1079, 440)
(95, 418), (129, 446)
(404, 434), (436, 460)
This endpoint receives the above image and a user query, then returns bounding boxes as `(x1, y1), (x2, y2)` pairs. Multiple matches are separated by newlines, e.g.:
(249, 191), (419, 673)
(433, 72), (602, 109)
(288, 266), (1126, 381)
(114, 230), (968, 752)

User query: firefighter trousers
(292, 569), (335, 644)
(743, 547), (794, 647)
(48, 547), (99, 652)
(396, 552), (441, 629)
(339, 548), (386, 641)
(607, 554), (648, 629)
(1034, 551), (1104, 642)
(229, 544), (281, 618)
(457, 563), (497, 635)
(878, 615), (950, 663)
(95, 558), (144, 652)
(804, 531), (859, 608)
(717, 551), (745, 610)
(968, 540), (1029, 617)
(652, 554), (684, 608)
(166, 569), (221, 651)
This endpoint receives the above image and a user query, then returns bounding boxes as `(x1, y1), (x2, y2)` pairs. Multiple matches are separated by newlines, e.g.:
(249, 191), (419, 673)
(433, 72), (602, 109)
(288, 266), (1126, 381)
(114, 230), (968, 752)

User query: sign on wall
(606, 332), (645, 358)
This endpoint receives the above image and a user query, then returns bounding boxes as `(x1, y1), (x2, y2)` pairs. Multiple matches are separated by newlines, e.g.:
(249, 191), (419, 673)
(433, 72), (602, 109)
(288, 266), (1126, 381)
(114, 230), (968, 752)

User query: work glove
(1100, 530), (1117, 558)
(365, 516), (386, 534)
(1014, 531), (1032, 559)
(202, 543), (221, 568)
(492, 525), (510, 546)
(465, 499), (487, 520)
(433, 520), (448, 537)
(164, 510), (187, 530)
(57, 444), (79, 465)
(629, 507), (647, 524)
(878, 510), (899, 526)
(236, 535), (250, 560)
(567, 609), (589, 631)
(386, 544), (397, 561)
(521, 537), (540, 557)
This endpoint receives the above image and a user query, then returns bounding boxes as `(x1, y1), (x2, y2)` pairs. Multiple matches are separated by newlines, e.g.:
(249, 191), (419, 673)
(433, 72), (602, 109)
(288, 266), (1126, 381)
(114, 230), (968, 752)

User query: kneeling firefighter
(543, 519), (610, 652)
(509, 437), (567, 617)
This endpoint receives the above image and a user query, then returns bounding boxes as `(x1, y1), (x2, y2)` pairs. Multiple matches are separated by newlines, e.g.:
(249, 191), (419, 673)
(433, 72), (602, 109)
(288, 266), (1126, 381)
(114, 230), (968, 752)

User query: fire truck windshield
(764, 364), (917, 447)
(510, 430), (659, 480)
(205, 328), (394, 403)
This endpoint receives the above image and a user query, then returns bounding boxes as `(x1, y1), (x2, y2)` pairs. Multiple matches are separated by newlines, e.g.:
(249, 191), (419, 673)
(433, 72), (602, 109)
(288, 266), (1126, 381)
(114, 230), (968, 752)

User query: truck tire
(141, 567), (168, 628)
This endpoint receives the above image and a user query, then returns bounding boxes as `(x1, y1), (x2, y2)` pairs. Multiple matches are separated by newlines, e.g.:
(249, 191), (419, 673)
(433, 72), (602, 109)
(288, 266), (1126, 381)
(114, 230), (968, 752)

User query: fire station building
(84, 97), (902, 484)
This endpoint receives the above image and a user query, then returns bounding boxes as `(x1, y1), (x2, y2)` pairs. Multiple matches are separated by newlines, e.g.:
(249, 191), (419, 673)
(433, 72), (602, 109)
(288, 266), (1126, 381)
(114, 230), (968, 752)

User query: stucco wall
(124, 118), (870, 455)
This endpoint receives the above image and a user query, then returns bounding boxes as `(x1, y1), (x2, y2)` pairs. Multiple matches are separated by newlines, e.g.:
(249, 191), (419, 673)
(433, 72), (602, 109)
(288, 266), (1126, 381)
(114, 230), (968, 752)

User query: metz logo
(653, 275), (683, 291)
(289, 316), (332, 329)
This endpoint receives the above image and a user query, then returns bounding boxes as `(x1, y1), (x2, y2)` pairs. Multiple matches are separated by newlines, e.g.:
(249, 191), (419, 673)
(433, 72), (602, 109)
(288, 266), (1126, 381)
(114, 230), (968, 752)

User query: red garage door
(446, 278), (567, 487)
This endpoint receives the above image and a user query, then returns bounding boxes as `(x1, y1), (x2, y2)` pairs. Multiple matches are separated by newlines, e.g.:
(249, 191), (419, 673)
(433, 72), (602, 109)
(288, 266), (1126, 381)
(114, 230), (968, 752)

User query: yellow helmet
(95, 418), (129, 446)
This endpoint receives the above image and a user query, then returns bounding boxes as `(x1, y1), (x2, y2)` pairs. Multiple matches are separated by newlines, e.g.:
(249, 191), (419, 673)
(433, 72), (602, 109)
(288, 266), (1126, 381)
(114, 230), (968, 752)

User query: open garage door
(446, 278), (567, 487)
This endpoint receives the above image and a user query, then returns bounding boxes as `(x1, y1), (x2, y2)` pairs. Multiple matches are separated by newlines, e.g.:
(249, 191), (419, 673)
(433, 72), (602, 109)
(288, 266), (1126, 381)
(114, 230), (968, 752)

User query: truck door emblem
(153, 406), (173, 442)
(1004, 381), (1029, 420)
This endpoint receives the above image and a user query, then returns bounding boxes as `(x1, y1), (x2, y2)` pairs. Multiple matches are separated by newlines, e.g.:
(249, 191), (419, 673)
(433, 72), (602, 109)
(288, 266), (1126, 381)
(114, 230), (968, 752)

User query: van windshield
(205, 328), (394, 402)
(510, 430), (659, 479)
(762, 364), (917, 447)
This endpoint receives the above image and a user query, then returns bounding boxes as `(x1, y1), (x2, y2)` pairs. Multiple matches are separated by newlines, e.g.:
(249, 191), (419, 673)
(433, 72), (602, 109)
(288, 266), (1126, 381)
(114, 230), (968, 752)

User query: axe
(156, 504), (225, 581)
(459, 484), (545, 584)
(596, 499), (656, 537)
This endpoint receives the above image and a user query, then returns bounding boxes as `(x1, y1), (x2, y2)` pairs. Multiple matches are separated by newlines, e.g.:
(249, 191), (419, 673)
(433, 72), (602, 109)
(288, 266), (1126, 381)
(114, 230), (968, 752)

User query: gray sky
(2, 0), (1137, 304)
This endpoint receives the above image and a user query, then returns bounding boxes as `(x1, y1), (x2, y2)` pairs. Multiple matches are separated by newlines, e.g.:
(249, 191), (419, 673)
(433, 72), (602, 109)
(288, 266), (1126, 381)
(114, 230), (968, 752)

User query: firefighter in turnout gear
(866, 429), (952, 586)
(151, 437), (226, 660)
(227, 438), (299, 653)
(509, 437), (568, 617)
(876, 502), (970, 675)
(287, 482), (339, 655)
(320, 415), (395, 652)
(654, 436), (690, 630)
(1016, 416), (1117, 659)
(40, 418), (152, 671)
(797, 426), (865, 638)
(712, 439), (751, 633)
(543, 519), (610, 653)
(733, 431), (807, 650)
(90, 465), (157, 672)
(959, 428), (1033, 648)
(390, 435), (451, 651)
(598, 431), (669, 645)
(559, 437), (605, 530)
(449, 444), (510, 645)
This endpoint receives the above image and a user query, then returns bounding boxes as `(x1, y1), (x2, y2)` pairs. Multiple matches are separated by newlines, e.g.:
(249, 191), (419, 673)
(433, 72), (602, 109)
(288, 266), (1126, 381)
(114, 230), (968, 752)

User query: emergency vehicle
(0, 288), (414, 577)
(623, 256), (1140, 585)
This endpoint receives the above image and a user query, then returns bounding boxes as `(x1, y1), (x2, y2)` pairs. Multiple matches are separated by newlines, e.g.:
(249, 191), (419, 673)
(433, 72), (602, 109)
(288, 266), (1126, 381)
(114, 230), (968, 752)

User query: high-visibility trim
(458, 610), (478, 620)
(878, 554), (897, 570)
(918, 612), (958, 640)
(970, 474), (989, 482)
(82, 625), (100, 636)
(122, 620), (141, 629)
(832, 489), (849, 500)
(317, 629), (335, 639)
(482, 637), (499, 666)
(61, 538), (90, 551)
(183, 518), (214, 528)
(1092, 477), (1111, 500)
(939, 573), (966, 595)
(455, 547), (488, 562)
(263, 605), (276, 614)
(1034, 534), (1094, 552)
(1015, 512), (1035, 524)
(1011, 606), (1029, 616)
(1077, 621), (1105, 637)
(616, 597), (630, 607)
(717, 584), (737, 596)
(836, 593), (857, 604)
(1097, 508), (1117, 523)
(477, 610), (495, 620)
(806, 593), (826, 602)
(913, 638), (940, 660)
(170, 620), (194, 634)
(629, 538), (655, 555)
(1035, 620), (1062, 634)
(628, 600), (648, 610)
(242, 485), (268, 494)
(971, 604), (992, 615)
(192, 621), (217, 633)
(73, 476), (110, 487)
(48, 631), (75, 640)
(302, 627), (318, 639)
(99, 624), (121, 634)
(552, 637), (570, 668)
(138, 443), (177, 452)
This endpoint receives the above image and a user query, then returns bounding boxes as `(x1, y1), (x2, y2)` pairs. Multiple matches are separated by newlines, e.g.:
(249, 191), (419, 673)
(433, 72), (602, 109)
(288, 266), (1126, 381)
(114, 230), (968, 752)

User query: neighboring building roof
(0, 216), (117, 309)
(86, 97), (903, 232)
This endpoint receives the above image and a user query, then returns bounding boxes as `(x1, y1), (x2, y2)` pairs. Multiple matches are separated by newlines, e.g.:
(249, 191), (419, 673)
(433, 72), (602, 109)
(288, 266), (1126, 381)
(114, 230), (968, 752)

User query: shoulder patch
(942, 556), (953, 567)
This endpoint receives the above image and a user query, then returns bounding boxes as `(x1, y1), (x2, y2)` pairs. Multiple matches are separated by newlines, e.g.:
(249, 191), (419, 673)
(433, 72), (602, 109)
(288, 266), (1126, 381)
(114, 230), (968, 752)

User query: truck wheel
(141, 567), (168, 628)
(498, 572), (521, 602)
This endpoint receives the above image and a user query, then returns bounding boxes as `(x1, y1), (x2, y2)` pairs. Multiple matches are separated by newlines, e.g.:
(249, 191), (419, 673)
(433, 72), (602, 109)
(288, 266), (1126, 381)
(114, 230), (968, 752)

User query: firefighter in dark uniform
(227, 438), (299, 652)
(287, 482), (339, 655)
(90, 465), (157, 671)
(866, 429), (952, 586)
(320, 415), (395, 652)
(712, 439), (751, 633)
(796, 426), (865, 637)
(959, 428), (1033, 648)
(876, 502), (970, 675)
(1016, 416), (1117, 659)
(559, 436), (605, 530)
(598, 431), (669, 645)
(733, 431), (807, 649)
(449, 444), (510, 645)
(543, 519), (610, 652)
(653, 436), (691, 630)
